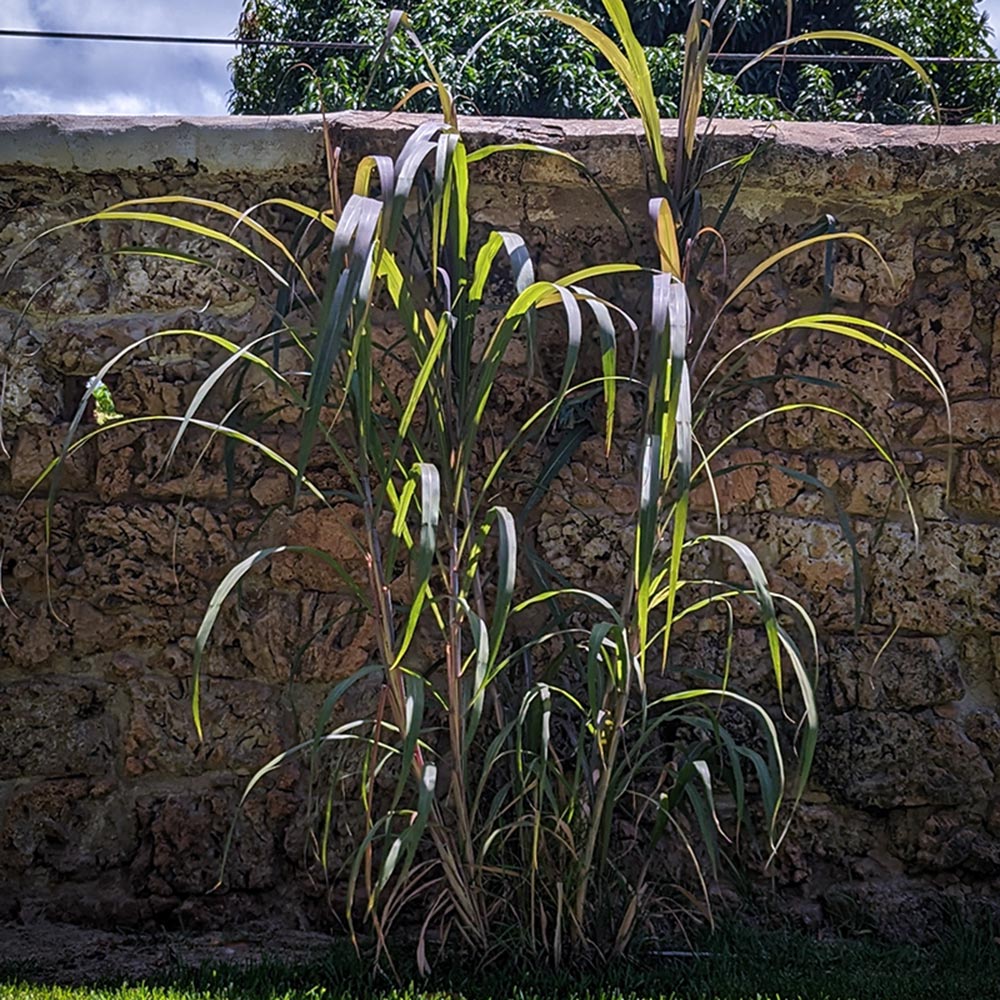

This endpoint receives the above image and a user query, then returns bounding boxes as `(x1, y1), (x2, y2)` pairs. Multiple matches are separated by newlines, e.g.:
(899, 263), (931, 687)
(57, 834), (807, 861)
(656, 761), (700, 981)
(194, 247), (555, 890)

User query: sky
(986, 0), (1000, 42)
(0, 0), (999, 117)
(0, 0), (244, 115)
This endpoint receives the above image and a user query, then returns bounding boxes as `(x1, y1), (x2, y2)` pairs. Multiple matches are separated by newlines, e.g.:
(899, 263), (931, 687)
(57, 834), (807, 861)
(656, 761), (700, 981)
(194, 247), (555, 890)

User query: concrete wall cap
(2, 113), (1000, 190)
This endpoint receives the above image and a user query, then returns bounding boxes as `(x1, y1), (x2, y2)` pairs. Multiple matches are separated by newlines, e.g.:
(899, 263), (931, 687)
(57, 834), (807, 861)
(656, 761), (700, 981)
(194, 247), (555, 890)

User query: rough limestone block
(268, 505), (372, 593)
(73, 502), (235, 607)
(123, 676), (289, 777)
(102, 224), (261, 316)
(901, 284), (988, 397)
(829, 635), (964, 711)
(912, 397), (1000, 445)
(232, 590), (377, 685)
(0, 778), (135, 877)
(0, 212), (109, 317)
(887, 807), (1000, 874)
(0, 679), (115, 779)
(131, 782), (297, 897)
(9, 426), (96, 494)
(867, 521), (1000, 634)
(817, 711), (991, 809)
(723, 513), (865, 632)
(953, 446), (1000, 514)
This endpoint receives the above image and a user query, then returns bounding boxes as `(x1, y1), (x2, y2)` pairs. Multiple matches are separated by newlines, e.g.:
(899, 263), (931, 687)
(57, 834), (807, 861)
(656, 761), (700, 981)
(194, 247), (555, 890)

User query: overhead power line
(1, 27), (1000, 65)
(710, 51), (1000, 64)
(0, 27), (370, 51)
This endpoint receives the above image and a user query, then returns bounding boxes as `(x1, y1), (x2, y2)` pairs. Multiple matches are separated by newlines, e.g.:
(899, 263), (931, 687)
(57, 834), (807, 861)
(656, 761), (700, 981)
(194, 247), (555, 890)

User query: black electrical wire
(2, 27), (1000, 64)
(710, 51), (1000, 63)
(0, 27), (370, 51)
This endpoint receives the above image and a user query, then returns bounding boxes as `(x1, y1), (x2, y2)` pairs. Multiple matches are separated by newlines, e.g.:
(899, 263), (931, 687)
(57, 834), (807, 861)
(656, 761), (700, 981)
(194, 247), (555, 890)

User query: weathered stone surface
(123, 677), (289, 777)
(912, 398), (1000, 445)
(689, 447), (767, 515)
(0, 606), (67, 670)
(0, 498), (77, 599)
(790, 803), (880, 863)
(829, 635), (964, 711)
(832, 226), (915, 307)
(9, 425), (96, 494)
(964, 710), (1000, 767)
(905, 286), (988, 397)
(62, 598), (204, 659)
(268, 506), (370, 593)
(92, 421), (264, 503)
(0, 779), (135, 877)
(813, 454), (949, 521)
(765, 803), (882, 888)
(1, 215), (109, 316)
(0, 115), (328, 175)
(73, 503), (235, 606)
(0, 319), (58, 433)
(959, 214), (1000, 283)
(0, 680), (115, 779)
(537, 503), (633, 593)
(867, 522), (1000, 634)
(724, 514), (865, 631)
(234, 591), (377, 685)
(103, 226), (260, 316)
(817, 712), (991, 809)
(131, 780), (298, 898)
(12, 875), (153, 927)
(953, 446), (1000, 514)
(887, 808), (1000, 874)
(532, 438), (653, 595)
(36, 317), (200, 375)
(821, 880), (954, 943)
(668, 625), (808, 707)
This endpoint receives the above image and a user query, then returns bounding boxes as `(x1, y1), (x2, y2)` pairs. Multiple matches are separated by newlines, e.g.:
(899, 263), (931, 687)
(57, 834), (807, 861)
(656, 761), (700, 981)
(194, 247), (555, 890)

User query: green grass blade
(393, 463), (441, 668)
(297, 194), (382, 492)
(697, 534), (783, 702)
(192, 547), (287, 740)
(488, 505), (517, 663)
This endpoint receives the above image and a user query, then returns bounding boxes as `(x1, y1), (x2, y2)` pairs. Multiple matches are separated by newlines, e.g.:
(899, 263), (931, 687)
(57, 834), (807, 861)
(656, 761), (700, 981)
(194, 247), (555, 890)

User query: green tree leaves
(229, 0), (999, 122)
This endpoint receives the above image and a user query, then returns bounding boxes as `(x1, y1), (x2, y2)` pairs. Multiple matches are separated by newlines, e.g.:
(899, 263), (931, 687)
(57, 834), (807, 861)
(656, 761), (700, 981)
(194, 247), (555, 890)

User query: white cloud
(28, 0), (241, 38)
(0, 0), (244, 115)
(1, 85), (180, 116)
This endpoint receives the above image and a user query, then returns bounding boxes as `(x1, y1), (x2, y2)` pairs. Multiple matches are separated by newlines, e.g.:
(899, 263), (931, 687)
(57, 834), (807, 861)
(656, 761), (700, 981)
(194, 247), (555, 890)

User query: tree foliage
(732, 0), (1000, 122)
(229, 0), (777, 119)
(229, 0), (1000, 123)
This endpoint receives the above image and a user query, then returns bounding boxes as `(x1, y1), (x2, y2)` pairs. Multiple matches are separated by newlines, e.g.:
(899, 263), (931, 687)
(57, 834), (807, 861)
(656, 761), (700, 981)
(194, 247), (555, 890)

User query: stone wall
(1, 113), (999, 938)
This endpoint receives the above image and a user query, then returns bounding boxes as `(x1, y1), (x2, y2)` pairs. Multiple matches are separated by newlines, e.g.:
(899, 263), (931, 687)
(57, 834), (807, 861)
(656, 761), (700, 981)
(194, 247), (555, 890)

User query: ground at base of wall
(0, 921), (338, 986)
(4, 919), (1000, 1000)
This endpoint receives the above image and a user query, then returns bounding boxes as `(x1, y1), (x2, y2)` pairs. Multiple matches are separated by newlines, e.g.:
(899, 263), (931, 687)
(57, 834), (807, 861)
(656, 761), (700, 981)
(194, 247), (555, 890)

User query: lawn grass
(3, 923), (1000, 1000)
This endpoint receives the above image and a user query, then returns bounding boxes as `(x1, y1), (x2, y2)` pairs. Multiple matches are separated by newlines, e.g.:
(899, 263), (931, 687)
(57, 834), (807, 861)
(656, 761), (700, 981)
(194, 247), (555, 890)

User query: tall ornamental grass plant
(11, 0), (946, 973)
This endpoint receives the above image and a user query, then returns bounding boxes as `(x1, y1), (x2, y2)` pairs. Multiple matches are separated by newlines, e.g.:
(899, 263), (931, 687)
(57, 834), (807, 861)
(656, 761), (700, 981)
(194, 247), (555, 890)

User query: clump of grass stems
(9, 0), (946, 976)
